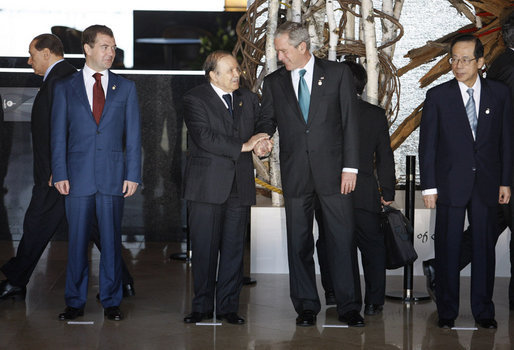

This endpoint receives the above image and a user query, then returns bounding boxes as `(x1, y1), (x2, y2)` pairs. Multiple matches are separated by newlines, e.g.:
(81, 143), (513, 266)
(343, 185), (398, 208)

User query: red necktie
(92, 73), (105, 125)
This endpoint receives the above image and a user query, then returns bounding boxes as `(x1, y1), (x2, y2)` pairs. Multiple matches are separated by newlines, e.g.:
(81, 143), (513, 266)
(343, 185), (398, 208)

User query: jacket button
(305, 129), (310, 134)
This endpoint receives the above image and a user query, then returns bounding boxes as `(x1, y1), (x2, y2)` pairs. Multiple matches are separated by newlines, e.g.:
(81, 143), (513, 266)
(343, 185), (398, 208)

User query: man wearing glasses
(419, 34), (512, 329)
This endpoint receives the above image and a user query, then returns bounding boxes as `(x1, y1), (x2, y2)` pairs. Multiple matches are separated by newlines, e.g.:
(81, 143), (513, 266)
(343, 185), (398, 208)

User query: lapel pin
(318, 76), (325, 86)
(485, 108), (490, 115)
(239, 101), (243, 107)
(112, 85), (116, 90)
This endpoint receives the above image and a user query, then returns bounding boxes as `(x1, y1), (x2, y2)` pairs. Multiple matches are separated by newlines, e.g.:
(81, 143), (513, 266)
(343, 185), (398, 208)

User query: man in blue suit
(419, 35), (512, 329)
(51, 25), (141, 321)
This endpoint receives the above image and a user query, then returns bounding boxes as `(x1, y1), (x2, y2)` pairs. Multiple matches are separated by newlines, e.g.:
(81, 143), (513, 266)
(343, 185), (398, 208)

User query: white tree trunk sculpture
(361, 0), (380, 105)
(265, 0), (283, 206)
(266, 0), (279, 74)
(291, 0), (302, 23)
(326, 0), (338, 61)
(345, 4), (356, 42)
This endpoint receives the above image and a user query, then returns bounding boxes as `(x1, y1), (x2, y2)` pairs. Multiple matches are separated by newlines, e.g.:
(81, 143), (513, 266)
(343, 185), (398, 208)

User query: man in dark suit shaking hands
(52, 25), (141, 321)
(419, 35), (512, 329)
(182, 51), (270, 325)
(258, 21), (363, 327)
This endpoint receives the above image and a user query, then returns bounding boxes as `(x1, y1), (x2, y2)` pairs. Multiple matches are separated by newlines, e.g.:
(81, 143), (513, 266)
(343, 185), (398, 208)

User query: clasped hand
(242, 133), (273, 155)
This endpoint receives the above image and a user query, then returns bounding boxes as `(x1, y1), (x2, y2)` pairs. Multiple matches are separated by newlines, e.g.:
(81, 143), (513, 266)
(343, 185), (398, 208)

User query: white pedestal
(250, 191), (511, 277)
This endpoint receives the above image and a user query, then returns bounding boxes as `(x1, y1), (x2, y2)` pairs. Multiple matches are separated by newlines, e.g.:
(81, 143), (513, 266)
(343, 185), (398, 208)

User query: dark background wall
(0, 10), (244, 242)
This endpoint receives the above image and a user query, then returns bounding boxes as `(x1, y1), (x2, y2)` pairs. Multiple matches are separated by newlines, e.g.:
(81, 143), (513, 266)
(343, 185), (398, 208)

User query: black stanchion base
(170, 252), (191, 262)
(243, 276), (257, 285)
(386, 290), (431, 302)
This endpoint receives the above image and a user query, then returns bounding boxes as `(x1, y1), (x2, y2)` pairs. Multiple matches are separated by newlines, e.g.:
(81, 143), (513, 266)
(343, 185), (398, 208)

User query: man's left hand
(123, 180), (139, 198)
(499, 186), (511, 204)
(340, 172), (356, 194)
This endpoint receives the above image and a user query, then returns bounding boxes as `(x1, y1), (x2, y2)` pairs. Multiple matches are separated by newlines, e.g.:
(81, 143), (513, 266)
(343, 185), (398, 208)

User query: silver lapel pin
(485, 108), (490, 115)
(112, 85), (116, 90)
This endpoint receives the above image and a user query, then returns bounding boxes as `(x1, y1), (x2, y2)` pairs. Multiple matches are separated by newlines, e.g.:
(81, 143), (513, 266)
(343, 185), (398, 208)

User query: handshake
(242, 133), (274, 157)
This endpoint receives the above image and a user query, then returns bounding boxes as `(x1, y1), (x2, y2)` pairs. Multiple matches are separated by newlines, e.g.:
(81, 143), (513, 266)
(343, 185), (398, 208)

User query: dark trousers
(435, 187), (497, 321)
(1, 185), (133, 287)
(460, 203), (514, 305)
(188, 194), (249, 314)
(65, 193), (124, 309)
(317, 208), (385, 305)
(285, 192), (361, 315)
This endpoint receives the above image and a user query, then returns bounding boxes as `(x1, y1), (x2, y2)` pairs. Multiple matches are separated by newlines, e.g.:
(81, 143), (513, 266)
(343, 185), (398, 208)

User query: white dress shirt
(210, 83), (233, 109)
(83, 64), (109, 111)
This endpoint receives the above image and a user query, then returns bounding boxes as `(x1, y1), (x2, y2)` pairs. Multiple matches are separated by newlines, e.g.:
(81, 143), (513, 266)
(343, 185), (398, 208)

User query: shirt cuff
(342, 168), (358, 174)
(422, 188), (437, 195)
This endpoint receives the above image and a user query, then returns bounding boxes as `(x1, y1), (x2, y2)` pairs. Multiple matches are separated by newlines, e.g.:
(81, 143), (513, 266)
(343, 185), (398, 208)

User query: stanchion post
(386, 155), (430, 302)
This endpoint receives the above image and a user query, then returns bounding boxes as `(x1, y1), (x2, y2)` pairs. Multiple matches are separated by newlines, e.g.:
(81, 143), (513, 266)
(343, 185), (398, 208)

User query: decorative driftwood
(390, 0), (513, 150)
(234, 0), (403, 125)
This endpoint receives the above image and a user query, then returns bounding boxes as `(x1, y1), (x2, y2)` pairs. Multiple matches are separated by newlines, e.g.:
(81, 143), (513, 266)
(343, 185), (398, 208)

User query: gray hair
(275, 21), (310, 50)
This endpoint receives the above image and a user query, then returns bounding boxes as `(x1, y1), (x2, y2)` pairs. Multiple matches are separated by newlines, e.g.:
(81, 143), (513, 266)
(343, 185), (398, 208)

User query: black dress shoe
(437, 318), (454, 329)
(476, 318), (498, 329)
(218, 312), (245, 324)
(104, 306), (124, 321)
(183, 312), (214, 323)
(59, 306), (84, 320)
(423, 259), (436, 301)
(0, 280), (26, 301)
(296, 310), (316, 326)
(364, 304), (383, 316)
(338, 310), (365, 327)
(325, 290), (336, 305)
(123, 283), (136, 297)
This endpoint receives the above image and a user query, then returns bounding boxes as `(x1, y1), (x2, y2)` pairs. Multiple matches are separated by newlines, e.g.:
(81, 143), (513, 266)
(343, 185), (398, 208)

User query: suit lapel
(207, 84), (234, 126)
(449, 79), (475, 142)
(476, 77), (492, 139)
(100, 71), (119, 123)
(307, 58), (325, 125)
(277, 68), (304, 124)
(70, 71), (93, 121)
(232, 89), (242, 125)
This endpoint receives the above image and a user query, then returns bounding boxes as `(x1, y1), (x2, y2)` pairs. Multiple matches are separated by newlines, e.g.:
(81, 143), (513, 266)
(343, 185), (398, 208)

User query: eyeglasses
(449, 57), (477, 65)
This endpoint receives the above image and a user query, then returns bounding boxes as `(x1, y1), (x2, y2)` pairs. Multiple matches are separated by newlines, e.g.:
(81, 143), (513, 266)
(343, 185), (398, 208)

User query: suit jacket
(419, 77), (512, 207)
(258, 57), (359, 197)
(182, 84), (260, 206)
(31, 60), (76, 185)
(354, 99), (395, 212)
(51, 70), (141, 197)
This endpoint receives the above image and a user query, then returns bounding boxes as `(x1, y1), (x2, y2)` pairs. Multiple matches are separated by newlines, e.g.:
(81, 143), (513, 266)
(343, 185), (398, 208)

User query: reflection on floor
(0, 241), (512, 349)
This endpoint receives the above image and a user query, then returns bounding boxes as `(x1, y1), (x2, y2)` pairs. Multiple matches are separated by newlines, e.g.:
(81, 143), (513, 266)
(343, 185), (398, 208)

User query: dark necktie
(298, 69), (310, 122)
(222, 93), (233, 117)
(465, 88), (477, 137)
(93, 73), (105, 125)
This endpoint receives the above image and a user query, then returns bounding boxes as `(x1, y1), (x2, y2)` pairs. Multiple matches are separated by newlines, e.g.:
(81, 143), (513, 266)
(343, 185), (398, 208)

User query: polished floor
(0, 241), (513, 349)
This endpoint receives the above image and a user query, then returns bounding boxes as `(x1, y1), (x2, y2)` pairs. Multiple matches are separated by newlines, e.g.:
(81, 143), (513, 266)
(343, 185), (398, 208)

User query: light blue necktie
(466, 88), (477, 137)
(298, 69), (310, 122)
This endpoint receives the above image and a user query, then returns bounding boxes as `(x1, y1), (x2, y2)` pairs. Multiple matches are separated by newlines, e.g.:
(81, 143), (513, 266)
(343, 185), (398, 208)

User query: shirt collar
(293, 53), (314, 75)
(458, 75), (481, 94)
(83, 64), (108, 79)
(43, 59), (64, 81)
(210, 83), (234, 99)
